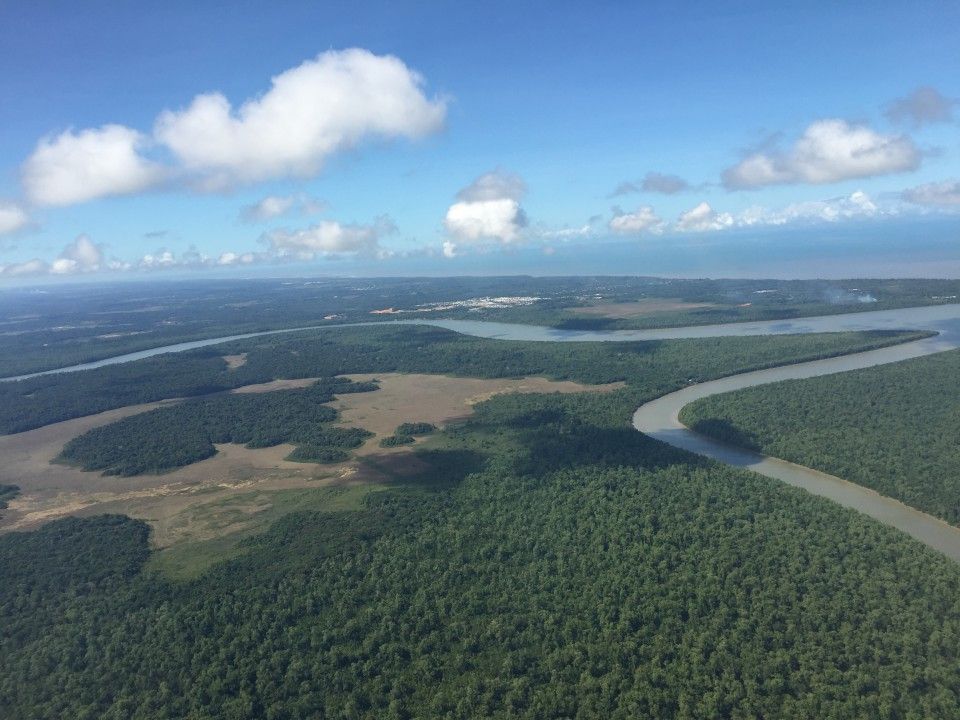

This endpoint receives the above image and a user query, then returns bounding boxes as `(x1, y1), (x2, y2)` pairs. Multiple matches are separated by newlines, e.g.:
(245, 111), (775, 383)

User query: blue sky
(0, 1), (958, 281)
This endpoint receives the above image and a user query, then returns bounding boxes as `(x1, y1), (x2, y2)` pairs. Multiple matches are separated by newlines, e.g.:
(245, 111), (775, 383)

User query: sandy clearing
(0, 373), (620, 545)
(568, 299), (716, 318)
(230, 377), (318, 393)
(222, 353), (248, 369)
(335, 373), (624, 454)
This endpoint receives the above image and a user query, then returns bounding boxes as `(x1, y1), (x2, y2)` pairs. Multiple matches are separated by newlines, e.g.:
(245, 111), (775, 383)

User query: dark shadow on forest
(686, 418), (762, 452)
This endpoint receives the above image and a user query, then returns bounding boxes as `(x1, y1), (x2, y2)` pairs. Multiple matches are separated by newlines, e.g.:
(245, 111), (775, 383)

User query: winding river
(6, 303), (960, 559)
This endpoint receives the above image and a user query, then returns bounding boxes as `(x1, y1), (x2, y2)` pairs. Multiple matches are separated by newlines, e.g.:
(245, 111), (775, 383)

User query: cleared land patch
(0, 374), (619, 552)
(333, 373), (625, 454)
(222, 353), (248, 369)
(568, 299), (716, 318)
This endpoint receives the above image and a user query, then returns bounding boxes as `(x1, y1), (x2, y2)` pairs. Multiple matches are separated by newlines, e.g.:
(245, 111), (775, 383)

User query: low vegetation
(681, 348), (960, 525)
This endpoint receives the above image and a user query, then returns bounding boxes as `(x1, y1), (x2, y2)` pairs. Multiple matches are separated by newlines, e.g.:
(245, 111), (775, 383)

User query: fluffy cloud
(217, 251), (258, 266)
(240, 193), (326, 222)
(608, 206), (663, 235)
(0, 234), (107, 277)
(675, 202), (733, 232)
(722, 119), (921, 189)
(445, 199), (525, 241)
(0, 202), (29, 235)
(737, 190), (881, 227)
(22, 125), (164, 206)
(264, 217), (394, 258)
(443, 171), (528, 255)
(155, 49), (446, 189)
(50, 234), (105, 274)
(885, 87), (956, 126)
(138, 250), (179, 269)
(902, 179), (960, 207)
(18, 49), (445, 206)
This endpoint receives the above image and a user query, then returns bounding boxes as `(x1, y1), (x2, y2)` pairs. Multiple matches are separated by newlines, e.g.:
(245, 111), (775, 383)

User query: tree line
(681, 348), (960, 525)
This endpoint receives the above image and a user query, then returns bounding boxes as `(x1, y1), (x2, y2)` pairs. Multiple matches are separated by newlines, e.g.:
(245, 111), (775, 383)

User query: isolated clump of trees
(380, 422), (437, 448)
(58, 378), (376, 475)
(681, 348), (960, 525)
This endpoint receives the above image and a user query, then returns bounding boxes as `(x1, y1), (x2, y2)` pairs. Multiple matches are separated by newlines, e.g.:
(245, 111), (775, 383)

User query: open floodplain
(0, 371), (621, 564)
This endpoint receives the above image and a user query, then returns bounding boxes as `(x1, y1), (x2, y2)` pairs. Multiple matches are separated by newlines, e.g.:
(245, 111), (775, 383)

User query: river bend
(5, 303), (960, 559)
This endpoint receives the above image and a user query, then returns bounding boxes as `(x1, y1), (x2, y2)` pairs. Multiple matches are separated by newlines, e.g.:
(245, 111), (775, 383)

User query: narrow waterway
(4, 302), (960, 382)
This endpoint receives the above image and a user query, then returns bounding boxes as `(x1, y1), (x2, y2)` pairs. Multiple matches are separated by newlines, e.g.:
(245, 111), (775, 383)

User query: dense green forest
(681, 349), (960, 526)
(59, 378), (376, 475)
(3, 386), (960, 718)
(0, 324), (927, 434)
(3, 315), (958, 717)
(2, 276), (957, 377)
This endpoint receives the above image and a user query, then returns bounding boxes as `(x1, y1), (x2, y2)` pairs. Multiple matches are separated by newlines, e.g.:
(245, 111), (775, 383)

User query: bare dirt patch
(334, 373), (624, 455)
(568, 299), (716, 318)
(222, 353), (248, 369)
(230, 377), (317, 393)
(0, 373), (621, 548)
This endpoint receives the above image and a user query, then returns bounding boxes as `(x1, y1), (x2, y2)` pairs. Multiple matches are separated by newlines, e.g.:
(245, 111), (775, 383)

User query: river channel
(5, 303), (960, 559)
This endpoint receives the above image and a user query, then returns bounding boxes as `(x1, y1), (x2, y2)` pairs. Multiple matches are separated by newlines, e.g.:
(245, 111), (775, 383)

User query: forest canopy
(3, 385), (960, 718)
(681, 348), (960, 525)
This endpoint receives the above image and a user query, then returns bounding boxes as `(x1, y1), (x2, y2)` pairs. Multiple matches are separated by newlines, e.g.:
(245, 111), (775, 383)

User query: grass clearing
(147, 483), (386, 580)
(0, 373), (617, 566)
(567, 299), (717, 318)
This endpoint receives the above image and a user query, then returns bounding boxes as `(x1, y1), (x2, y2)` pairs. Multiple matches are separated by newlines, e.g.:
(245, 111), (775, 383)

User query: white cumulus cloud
(49, 234), (105, 274)
(737, 190), (881, 227)
(443, 171), (528, 256)
(22, 125), (164, 206)
(217, 251), (258, 266)
(17, 49), (445, 206)
(675, 202), (734, 232)
(722, 119), (921, 189)
(155, 48), (446, 189)
(0, 203), (29, 235)
(264, 217), (394, 258)
(0, 234), (107, 277)
(608, 206), (663, 235)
